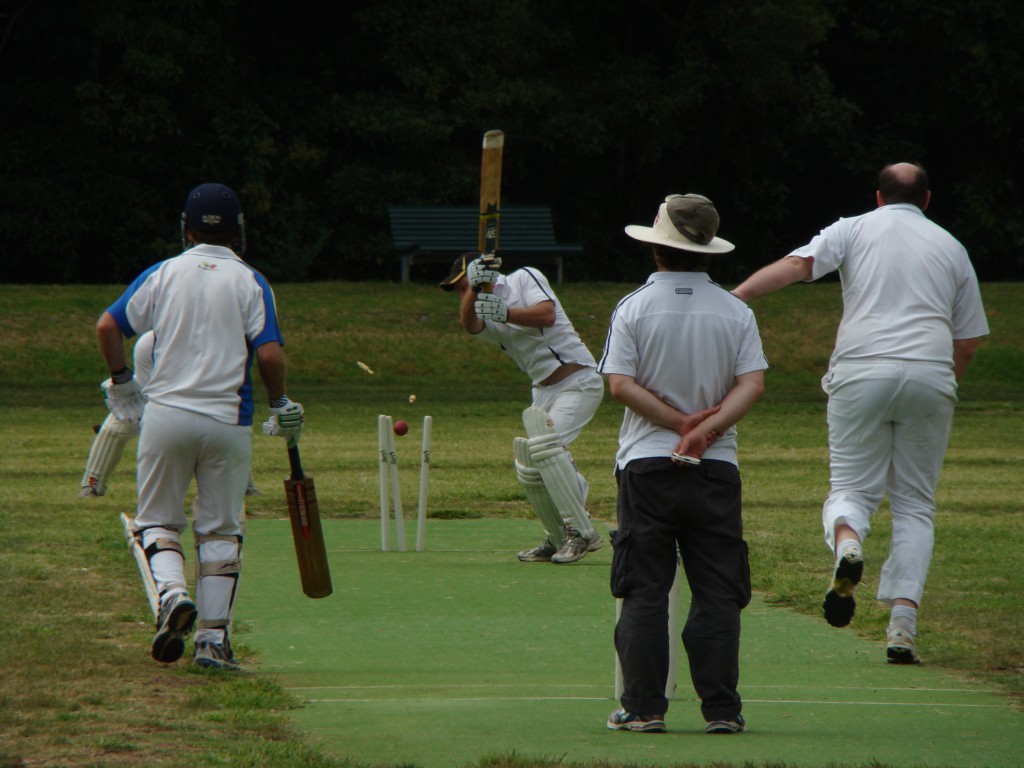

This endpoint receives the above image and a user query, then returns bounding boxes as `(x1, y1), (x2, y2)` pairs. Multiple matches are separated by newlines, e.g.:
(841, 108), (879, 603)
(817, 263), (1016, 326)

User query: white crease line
(749, 685), (999, 694)
(298, 696), (1005, 709)
(306, 696), (610, 703)
(289, 684), (608, 691)
(287, 683), (998, 695)
(741, 699), (1005, 708)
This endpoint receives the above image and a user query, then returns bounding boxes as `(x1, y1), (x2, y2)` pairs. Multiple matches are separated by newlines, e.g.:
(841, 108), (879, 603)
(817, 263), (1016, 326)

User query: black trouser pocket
(739, 539), (752, 609)
(610, 526), (632, 598)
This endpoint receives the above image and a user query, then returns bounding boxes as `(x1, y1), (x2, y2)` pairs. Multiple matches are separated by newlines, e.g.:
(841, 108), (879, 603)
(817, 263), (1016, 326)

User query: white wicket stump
(614, 561), (681, 701)
(416, 416), (432, 552)
(377, 414), (431, 552)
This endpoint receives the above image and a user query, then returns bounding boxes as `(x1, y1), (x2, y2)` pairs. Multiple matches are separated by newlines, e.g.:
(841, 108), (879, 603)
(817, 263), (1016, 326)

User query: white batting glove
(474, 292), (508, 323)
(101, 376), (145, 423)
(467, 256), (502, 288)
(262, 396), (304, 439)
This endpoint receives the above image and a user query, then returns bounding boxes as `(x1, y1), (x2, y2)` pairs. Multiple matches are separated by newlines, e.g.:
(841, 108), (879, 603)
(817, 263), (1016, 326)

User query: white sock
(889, 605), (918, 636)
(836, 538), (862, 560)
(195, 627), (227, 645)
(159, 586), (188, 605)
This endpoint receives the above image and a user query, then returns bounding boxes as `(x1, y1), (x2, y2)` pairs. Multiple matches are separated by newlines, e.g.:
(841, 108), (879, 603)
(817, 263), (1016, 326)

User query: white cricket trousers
(531, 366), (604, 501)
(135, 402), (251, 537)
(821, 360), (957, 606)
(531, 367), (604, 445)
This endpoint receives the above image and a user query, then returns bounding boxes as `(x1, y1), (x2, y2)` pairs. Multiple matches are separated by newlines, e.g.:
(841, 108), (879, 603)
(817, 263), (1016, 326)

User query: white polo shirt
(475, 268), (596, 385)
(599, 272), (767, 468)
(792, 204), (989, 367)
(105, 244), (283, 426)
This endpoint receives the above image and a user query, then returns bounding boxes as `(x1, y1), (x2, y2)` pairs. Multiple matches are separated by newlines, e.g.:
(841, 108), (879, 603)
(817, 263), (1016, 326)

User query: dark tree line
(2, 0), (1022, 284)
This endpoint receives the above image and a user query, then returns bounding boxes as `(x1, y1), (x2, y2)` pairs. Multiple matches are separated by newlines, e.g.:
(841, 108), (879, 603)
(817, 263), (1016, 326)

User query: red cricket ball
(393, 420), (409, 436)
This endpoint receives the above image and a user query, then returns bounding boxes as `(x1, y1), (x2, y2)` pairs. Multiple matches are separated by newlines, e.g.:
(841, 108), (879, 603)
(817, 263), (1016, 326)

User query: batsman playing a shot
(95, 183), (303, 670)
(440, 253), (605, 563)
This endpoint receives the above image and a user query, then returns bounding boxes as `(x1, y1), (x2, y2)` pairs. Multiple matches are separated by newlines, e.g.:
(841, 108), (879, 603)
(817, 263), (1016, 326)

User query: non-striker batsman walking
(95, 182), (304, 670)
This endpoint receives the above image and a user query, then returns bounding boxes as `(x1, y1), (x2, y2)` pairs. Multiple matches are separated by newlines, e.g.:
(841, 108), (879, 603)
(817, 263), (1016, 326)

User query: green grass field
(1, 281), (1021, 767)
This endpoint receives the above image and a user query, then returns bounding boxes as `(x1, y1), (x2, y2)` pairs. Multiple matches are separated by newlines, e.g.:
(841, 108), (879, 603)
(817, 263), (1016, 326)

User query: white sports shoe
(706, 714), (746, 733)
(194, 639), (242, 671)
(552, 527), (601, 564)
(151, 593), (197, 664)
(886, 627), (921, 664)
(517, 539), (557, 562)
(607, 707), (666, 733)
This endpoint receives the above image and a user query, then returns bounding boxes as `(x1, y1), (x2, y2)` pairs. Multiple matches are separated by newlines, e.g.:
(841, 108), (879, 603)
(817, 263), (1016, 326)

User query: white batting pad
(194, 531), (242, 633)
(514, 437), (567, 547)
(80, 412), (137, 497)
(521, 407), (596, 540)
(140, 526), (188, 598)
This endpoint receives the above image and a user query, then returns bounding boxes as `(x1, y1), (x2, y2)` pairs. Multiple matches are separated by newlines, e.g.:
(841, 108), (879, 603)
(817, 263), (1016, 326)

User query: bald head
(877, 162), (930, 209)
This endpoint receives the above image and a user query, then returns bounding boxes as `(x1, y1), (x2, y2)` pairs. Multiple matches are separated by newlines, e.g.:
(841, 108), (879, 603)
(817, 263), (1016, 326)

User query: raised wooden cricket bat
(284, 438), (332, 598)
(476, 129), (504, 292)
(478, 129), (504, 256)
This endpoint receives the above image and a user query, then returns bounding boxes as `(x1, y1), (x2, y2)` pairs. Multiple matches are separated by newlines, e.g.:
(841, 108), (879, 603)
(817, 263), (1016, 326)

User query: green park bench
(387, 204), (583, 284)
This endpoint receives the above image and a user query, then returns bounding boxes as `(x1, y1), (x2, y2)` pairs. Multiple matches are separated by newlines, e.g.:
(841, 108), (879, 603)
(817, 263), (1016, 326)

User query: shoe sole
(887, 646), (921, 665)
(822, 555), (863, 627)
(706, 720), (746, 734)
(551, 550), (587, 564)
(152, 600), (197, 664)
(517, 552), (554, 562)
(194, 657), (242, 671)
(608, 719), (666, 733)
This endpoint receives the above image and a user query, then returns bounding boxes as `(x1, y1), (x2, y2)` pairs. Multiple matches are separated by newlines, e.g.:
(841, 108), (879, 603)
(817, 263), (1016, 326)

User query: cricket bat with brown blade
(284, 438), (332, 598)
(475, 129), (504, 293)
(478, 129), (504, 257)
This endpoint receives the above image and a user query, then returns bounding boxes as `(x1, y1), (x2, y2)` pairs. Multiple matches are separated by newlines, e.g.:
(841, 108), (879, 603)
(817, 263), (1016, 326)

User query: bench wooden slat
(387, 204), (581, 283)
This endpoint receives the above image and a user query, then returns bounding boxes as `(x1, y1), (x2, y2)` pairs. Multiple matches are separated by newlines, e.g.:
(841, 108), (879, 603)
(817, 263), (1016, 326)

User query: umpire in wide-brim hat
(625, 194), (734, 254)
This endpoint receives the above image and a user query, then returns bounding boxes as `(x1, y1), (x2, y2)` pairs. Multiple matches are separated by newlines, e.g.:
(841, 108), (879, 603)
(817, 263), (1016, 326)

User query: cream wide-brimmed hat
(625, 193), (734, 254)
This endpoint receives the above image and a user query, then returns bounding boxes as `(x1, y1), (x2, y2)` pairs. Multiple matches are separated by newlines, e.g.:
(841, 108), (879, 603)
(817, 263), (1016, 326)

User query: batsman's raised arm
(731, 254), (813, 302)
(505, 300), (555, 328)
(457, 278), (486, 333)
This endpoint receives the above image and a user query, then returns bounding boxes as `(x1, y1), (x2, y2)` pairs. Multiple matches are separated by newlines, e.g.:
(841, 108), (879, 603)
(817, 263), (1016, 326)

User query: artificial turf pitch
(237, 519), (1024, 768)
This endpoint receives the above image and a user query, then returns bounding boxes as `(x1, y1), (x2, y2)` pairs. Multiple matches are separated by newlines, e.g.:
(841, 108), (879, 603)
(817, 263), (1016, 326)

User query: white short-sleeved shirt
(792, 204), (989, 368)
(598, 272), (768, 468)
(105, 244), (283, 426)
(475, 268), (596, 385)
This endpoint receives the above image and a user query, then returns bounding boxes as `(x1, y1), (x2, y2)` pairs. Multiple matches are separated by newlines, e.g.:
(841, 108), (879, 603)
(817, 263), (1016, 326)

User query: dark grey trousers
(612, 457), (750, 721)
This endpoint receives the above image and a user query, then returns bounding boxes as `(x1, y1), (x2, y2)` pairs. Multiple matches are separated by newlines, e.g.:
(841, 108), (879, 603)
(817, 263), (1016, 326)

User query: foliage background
(2, 0), (1023, 284)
